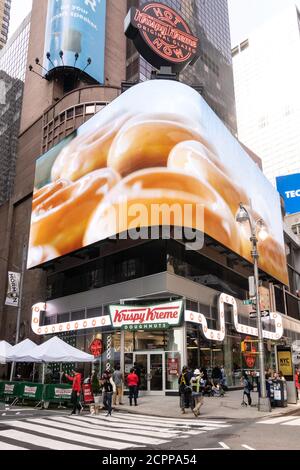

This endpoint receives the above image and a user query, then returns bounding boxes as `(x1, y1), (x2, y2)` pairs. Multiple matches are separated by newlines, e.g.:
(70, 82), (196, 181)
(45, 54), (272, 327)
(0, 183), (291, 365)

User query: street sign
(248, 276), (255, 297)
(261, 310), (270, 317)
(243, 299), (254, 305)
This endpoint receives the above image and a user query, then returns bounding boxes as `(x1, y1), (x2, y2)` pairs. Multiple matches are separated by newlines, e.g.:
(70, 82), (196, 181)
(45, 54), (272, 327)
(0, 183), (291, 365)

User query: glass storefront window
(186, 323), (244, 388)
(125, 328), (183, 352)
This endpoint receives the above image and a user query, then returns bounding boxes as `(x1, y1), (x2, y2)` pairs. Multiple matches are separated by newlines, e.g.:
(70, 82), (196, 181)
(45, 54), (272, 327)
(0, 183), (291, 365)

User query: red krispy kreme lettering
(113, 305), (180, 324)
(132, 4), (198, 64)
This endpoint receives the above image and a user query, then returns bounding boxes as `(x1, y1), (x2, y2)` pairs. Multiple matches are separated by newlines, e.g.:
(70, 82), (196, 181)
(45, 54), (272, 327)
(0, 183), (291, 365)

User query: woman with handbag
(178, 366), (192, 414)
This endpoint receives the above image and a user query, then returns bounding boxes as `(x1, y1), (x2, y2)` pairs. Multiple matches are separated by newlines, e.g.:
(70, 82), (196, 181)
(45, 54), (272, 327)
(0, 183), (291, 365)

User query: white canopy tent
(0, 341), (12, 364)
(6, 339), (39, 363)
(33, 337), (94, 363)
(5, 337), (94, 364)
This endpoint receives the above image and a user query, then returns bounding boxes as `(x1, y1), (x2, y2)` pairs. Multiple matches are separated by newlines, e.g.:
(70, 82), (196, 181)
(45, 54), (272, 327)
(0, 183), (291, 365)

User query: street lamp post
(236, 204), (271, 412)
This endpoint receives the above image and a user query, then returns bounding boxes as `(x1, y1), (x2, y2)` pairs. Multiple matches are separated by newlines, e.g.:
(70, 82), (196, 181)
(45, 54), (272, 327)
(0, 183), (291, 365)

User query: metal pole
(251, 232), (271, 412)
(10, 243), (27, 382)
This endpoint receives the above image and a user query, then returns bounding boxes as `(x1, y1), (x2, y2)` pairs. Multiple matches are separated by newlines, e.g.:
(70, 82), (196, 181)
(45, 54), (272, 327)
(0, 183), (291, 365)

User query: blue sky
(8, 0), (300, 46)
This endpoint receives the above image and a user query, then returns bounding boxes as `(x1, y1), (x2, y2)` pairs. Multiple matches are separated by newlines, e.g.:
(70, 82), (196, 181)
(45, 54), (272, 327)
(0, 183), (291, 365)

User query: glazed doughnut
(27, 245), (61, 269)
(51, 114), (129, 182)
(107, 113), (212, 177)
(30, 168), (120, 256)
(32, 179), (69, 211)
(258, 237), (288, 284)
(84, 168), (240, 253)
(168, 140), (249, 214)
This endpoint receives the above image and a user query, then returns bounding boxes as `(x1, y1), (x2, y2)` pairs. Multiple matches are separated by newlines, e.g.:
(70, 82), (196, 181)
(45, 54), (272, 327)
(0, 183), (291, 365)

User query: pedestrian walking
(101, 373), (114, 416)
(112, 365), (124, 406)
(178, 366), (192, 414)
(127, 368), (139, 406)
(241, 371), (253, 406)
(133, 362), (141, 396)
(65, 369), (83, 415)
(190, 369), (204, 417)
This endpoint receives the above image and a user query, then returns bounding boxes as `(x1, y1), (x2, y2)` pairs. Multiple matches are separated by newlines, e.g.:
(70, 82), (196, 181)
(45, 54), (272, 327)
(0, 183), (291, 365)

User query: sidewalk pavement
(114, 390), (300, 420)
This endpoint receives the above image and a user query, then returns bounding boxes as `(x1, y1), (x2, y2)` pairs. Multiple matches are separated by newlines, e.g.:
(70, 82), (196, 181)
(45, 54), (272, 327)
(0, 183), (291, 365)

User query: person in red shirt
(65, 369), (82, 415)
(127, 368), (139, 406)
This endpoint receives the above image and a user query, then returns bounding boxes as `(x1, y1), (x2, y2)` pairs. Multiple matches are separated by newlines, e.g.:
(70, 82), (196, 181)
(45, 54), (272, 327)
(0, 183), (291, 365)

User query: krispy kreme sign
(109, 301), (183, 329)
(125, 2), (200, 73)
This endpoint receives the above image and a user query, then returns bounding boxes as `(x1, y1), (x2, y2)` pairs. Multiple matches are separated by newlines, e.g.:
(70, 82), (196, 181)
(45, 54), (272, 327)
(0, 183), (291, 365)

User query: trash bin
(272, 380), (288, 407)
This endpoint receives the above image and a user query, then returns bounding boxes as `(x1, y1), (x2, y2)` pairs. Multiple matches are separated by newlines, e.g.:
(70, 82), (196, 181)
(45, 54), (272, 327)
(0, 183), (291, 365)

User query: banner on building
(44, 0), (107, 84)
(276, 173), (300, 215)
(5, 272), (21, 307)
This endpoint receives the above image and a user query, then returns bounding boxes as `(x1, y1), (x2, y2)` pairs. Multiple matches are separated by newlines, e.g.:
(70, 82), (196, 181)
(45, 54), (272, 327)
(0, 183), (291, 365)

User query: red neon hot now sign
(125, 3), (200, 72)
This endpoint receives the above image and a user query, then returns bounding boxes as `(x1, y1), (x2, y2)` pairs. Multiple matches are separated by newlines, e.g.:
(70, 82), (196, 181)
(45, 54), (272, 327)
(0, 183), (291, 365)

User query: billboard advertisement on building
(276, 173), (300, 215)
(28, 80), (288, 285)
(44, 0), (106, 84)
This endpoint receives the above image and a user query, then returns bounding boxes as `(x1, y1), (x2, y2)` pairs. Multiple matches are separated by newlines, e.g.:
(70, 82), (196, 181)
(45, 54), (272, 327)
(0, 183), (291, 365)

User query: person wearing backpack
(241, 371), (253, 406)
(190, 369), (204, 417)
(178, 366), (192, 414)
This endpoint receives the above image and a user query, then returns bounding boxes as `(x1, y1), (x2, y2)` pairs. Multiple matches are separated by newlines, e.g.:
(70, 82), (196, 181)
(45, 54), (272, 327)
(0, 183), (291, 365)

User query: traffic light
(241, 340), (254, 353)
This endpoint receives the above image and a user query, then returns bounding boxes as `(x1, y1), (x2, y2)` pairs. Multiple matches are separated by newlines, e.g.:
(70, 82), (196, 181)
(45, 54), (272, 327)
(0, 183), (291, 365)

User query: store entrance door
(134, 352), (165, 395)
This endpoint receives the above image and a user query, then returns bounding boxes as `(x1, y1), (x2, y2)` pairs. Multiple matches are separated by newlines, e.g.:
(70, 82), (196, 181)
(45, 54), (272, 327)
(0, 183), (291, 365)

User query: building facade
(232, 5), (300, 184)
(0, 0), (299, 395)
(126, 0), (237, 134)
(0, 14), (30, 205)
(0, 0), (11, 49)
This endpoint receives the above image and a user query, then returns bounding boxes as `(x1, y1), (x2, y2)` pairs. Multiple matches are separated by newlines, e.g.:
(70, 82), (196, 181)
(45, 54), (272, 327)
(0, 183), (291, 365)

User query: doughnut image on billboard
(28, 80), (288, 285)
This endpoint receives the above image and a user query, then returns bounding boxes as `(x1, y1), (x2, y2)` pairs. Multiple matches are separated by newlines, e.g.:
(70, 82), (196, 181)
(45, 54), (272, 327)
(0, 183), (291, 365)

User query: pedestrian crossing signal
(241, 340), (254, 353)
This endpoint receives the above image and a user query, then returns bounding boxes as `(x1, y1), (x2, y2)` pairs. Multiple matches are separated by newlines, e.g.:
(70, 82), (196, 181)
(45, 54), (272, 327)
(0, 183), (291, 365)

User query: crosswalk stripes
(0, 412), (232, 450)
(258, 415), (300, 426)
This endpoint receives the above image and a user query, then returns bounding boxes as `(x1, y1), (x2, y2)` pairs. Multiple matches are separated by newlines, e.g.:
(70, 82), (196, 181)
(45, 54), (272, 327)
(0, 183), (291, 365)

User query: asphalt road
(0, 407), (299, 451)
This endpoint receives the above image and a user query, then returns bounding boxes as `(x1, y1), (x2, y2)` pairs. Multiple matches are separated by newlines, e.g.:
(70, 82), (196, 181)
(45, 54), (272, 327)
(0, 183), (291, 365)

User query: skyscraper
(232, 5), (300, 184)
(0, 0), (11, 49)
(0, 13), (31, 205)
(126, 0), (237, 134)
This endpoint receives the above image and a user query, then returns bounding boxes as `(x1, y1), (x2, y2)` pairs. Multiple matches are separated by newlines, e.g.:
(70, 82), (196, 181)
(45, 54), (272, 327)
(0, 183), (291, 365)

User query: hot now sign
(109, 301), (183, 329)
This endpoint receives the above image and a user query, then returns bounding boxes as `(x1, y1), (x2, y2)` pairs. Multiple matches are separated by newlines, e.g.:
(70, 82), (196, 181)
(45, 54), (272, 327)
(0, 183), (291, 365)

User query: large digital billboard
(276, 173), (300, 215)
(28, 80), (288, 285)
(44, 0), (106, 84)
